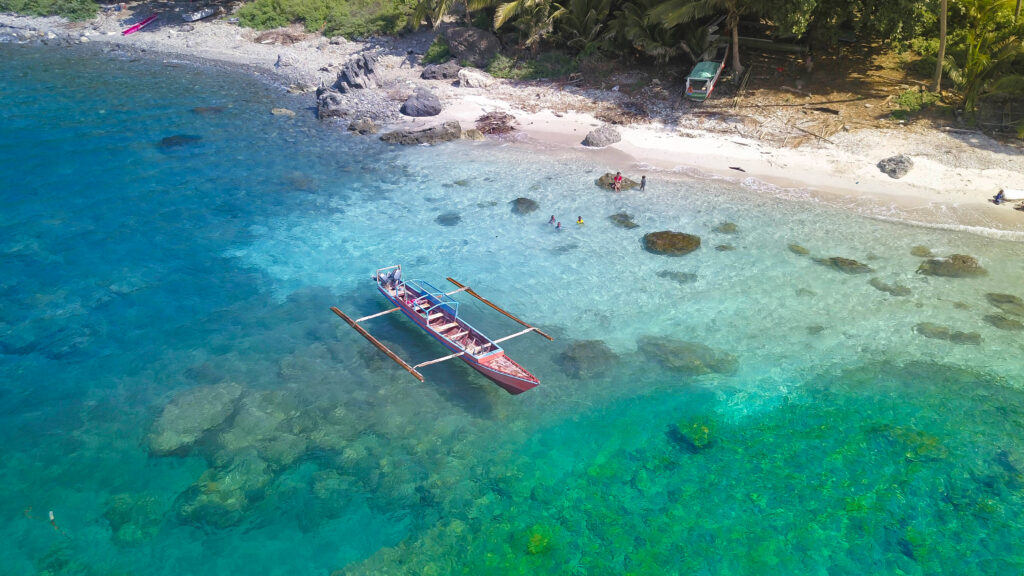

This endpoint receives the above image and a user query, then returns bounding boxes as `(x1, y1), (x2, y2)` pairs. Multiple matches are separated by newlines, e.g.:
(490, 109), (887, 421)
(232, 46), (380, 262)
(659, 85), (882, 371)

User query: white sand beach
(4, 9), (1023, 234)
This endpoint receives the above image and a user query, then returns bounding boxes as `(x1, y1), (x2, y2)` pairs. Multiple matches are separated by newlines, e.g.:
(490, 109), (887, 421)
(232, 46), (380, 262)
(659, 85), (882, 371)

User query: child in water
(556, 222), (562, 230)
(548, 215), (556, 224)
(577, 216), (584, 225)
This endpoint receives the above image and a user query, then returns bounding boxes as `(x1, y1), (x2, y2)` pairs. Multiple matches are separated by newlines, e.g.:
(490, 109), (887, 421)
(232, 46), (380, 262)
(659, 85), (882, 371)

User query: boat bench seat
(449, 330), (468, 340)
(426, 313), (443, 320)
(434, 322), (459, 332)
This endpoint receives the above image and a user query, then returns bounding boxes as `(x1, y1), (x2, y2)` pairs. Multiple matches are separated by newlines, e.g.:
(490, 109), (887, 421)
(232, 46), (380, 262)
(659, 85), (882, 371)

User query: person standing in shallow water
(640, 175), (646, 191)
(548, 215), (556, 224)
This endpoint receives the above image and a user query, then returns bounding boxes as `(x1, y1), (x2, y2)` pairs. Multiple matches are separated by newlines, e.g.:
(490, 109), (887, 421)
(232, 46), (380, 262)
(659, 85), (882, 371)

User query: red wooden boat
(331, 265), (551, 394)
(122, 13), (158, 35)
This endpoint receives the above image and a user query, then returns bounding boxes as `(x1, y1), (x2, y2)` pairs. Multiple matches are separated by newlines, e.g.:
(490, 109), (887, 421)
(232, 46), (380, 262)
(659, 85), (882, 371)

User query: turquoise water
(2, 43), (1024, 575)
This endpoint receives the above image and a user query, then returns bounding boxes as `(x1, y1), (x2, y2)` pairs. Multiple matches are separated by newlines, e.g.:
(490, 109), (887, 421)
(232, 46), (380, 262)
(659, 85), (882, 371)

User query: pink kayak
(122, 13), (158, 35)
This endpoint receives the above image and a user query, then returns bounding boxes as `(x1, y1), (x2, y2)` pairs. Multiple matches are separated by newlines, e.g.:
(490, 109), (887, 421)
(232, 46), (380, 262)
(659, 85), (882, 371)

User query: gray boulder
(458, 67), (496, 88)
(400, 88), (442, 117)
(914, 322), (981, 345)
(335, 54), (379, 92)
(582, 125), (621, 147)
(643, 231), (701, 256)
(878, 154), (914, 179)
(379, 121), (462, 145)
(316, 85), (347, 120)
(445, 27), (500, 68)
(421, 61), (462, 80)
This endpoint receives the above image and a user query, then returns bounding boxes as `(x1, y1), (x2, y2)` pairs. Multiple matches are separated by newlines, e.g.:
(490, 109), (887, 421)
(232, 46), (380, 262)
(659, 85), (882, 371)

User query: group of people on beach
(611, 171), (646, 193)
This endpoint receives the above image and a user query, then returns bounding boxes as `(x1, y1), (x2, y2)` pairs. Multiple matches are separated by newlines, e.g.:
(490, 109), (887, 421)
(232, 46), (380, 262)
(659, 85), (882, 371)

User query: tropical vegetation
(7, 0), (1024, 129)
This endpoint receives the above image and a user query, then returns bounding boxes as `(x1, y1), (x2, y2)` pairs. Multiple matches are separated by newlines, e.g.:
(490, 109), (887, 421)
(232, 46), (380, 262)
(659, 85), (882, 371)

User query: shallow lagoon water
(2, 43), (1024, 575)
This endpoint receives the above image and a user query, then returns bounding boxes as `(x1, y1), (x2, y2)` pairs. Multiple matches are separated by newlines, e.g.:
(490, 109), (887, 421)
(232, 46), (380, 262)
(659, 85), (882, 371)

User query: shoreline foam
(3, 11), (1023, 236)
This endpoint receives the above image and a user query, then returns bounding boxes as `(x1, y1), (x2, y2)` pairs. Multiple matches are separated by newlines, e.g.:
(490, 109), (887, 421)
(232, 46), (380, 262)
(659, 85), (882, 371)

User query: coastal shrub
(897, 89), (940, 113)
(237, 0), (409, 37)
(1, 0), (97, 20)
(486, 51), (576, 80)
(422, 35), (451, 63)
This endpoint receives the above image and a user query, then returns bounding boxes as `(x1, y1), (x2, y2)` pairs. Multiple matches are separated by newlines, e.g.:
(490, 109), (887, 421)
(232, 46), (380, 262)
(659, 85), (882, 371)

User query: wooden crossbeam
(354, 307), (399, 323)
(491, 327), (536, 344)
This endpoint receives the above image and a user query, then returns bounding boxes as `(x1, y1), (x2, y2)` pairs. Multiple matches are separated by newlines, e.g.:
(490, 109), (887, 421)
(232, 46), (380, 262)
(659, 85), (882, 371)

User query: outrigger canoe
(331, 265), (552, 394)
(122, 13), (158, 35)
(684, 42), (728, 101)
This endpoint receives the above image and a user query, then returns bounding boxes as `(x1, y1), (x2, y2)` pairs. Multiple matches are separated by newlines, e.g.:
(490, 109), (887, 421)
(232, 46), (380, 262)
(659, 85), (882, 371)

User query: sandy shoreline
(3, 11), (1024, 236)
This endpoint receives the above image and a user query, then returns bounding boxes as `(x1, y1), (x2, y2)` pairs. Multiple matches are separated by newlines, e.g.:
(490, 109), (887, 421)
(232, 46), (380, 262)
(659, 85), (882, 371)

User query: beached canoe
(121, 13), (158, 35)
(331, 265), (552, 394)
(182, 6), (218, 22)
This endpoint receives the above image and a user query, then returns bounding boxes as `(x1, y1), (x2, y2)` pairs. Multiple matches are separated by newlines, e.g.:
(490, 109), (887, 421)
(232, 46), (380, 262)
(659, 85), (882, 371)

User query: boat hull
(378, 285), (538, 394)
(122, 13), (158, 35)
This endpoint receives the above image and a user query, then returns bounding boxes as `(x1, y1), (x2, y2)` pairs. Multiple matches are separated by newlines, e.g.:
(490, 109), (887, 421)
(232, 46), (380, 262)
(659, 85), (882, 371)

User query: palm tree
(493, 0), (566, 52)
(944, 0), (1023, 111)
(933, 0), (947, 92)
(648, 0), (761, 74)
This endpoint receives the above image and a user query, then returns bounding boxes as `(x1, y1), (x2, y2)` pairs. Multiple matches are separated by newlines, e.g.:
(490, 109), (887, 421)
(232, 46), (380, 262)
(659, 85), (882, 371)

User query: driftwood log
(475, 112), (517, 135)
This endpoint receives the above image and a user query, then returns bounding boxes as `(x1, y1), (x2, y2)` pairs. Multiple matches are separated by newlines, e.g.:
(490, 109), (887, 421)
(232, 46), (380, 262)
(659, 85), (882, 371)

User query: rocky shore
(3, 10), (1024, 235)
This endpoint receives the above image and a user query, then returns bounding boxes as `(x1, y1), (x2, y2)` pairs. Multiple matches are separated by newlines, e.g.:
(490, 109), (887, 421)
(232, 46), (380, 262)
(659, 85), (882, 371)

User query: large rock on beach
(985, 293), (1024, 316)
(335, 54), (379, 92)
(637, 336), (738, 377)
(558, 340), (619, 379)
(458, 68), (496, 88)
(400, 87), (442, 117)
(510, 197), (540, 215)
(148, 381), (243, 455)
(421, 61), (462, 80)
(917, 254), (987, 277)
(643, 231), (701, 256)
(316, 85), (348, 120)
(813, 256), (873, 274)
(877, 154), (914, 179)
(596, 173), (638, 191)
(379, 121), (461, 145)
(445, 27), (500, 68)
(582, 125), (621, 147)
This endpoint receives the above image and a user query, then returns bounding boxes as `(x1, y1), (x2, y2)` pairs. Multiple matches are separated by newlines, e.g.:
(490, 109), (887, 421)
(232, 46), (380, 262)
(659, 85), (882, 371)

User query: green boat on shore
(684, 43), (728, 101)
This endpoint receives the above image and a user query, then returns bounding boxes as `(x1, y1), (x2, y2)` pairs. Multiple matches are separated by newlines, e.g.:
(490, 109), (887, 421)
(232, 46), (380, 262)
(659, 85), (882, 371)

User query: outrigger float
(331, 265), (552, 395)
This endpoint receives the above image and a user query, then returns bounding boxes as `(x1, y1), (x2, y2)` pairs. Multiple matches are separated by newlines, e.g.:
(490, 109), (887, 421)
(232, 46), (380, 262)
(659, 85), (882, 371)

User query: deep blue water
(2, 42), (1024, 575)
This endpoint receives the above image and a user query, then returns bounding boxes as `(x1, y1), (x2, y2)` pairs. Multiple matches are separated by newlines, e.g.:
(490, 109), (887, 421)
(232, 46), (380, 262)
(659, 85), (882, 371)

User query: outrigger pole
(446, 278), (554, 341)
(330, 306), (425, 382)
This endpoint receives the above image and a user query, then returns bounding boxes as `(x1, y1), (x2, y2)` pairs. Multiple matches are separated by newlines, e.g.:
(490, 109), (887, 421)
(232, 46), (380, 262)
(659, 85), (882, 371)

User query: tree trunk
(933, 0), (947, 92)
(730, 12), (743, 76)
(1016, 0), (1021, 22)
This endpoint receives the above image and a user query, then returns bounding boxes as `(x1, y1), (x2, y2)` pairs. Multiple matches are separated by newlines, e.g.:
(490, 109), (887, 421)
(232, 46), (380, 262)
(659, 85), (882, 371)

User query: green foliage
(554, 0), (612, 54)
(0, 0), (97, 20)
(486, 51), (577, 79)
(237, 0), (409, 37)
(896, 88), (940, 112)
(607, 0), (697, 63)
(990, 74), (1024, 94)
(942, 0), (1023, 111)
(421, 35), (451, 63)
